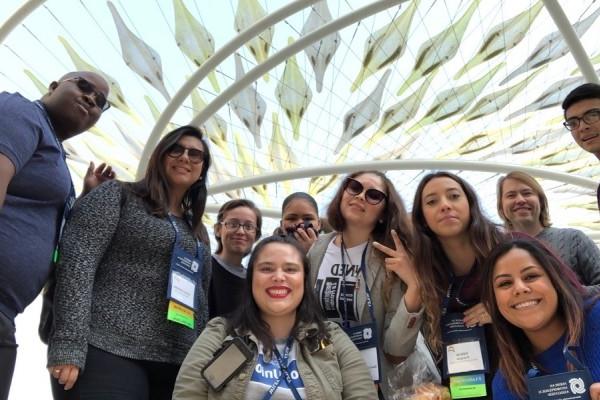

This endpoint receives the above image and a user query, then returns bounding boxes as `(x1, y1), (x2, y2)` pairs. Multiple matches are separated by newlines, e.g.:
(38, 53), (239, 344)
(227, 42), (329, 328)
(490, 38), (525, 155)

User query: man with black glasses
(562, 83), (600, 211)
(0, 71), (112, 400)
(209, 200), (262, 318)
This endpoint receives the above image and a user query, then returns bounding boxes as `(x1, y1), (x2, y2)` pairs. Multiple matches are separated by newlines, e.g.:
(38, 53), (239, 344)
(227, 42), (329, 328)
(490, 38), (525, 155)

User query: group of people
(1, 70), (600, 400)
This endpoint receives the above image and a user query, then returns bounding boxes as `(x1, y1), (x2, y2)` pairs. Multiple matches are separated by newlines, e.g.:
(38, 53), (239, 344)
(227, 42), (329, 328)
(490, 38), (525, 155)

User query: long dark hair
(481, 237), (589, 397)
(227, 236), (328, 352)
(326, 170), (413, 304)
(128, 125), (211, 244)
(411, 171), (504, 354)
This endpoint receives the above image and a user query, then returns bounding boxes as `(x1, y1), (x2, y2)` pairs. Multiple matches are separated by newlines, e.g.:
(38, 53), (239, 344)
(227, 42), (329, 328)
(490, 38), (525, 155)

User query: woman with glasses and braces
(411, 171), (506, 399)
(47, 125), (212, 400)
(307, 171), (423, 399)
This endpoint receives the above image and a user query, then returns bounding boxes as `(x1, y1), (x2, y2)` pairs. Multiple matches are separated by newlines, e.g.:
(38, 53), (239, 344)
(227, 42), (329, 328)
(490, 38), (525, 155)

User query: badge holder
(527, 345), (593, 400)
(442, 313), (489, 399)
(166, 215), (204, 329)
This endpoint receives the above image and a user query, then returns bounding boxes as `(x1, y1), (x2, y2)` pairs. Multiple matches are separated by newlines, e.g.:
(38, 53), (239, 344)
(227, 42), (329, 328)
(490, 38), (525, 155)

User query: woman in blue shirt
(481, 236), (600, 400)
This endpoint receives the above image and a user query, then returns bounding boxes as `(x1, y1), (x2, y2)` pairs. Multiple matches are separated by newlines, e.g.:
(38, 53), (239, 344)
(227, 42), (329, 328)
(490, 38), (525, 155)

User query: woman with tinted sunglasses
(411, 171), (505, 399)
(307, 170), (423, 399)
(47, 126), (212, 399)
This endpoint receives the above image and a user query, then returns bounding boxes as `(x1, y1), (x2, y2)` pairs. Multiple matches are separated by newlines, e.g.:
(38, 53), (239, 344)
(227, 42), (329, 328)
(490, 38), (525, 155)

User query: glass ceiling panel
(1, 0), (599, 244)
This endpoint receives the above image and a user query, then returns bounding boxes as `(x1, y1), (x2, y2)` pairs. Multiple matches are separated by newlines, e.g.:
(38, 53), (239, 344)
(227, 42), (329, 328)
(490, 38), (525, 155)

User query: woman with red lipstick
(481, 237), (600, 400)
(307, 170), (421, 399)
(173, 235), (377, 399)
(47, 126), (212, 399)
(411, 171), (505, 399)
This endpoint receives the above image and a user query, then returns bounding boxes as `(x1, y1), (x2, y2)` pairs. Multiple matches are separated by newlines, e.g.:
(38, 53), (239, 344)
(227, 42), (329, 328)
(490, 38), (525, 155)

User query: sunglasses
(62, 77), (110, 112)
(344, 177), (387, 205)
(167, 143), (205, 164)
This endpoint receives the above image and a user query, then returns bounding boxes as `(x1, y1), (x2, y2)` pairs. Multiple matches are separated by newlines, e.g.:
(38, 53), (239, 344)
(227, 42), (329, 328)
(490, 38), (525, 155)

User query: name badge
(166, 246), (202, 328)
(442, 313), (489, 377)
(528, 370), (592, 400)
(343, 322), (380, 382)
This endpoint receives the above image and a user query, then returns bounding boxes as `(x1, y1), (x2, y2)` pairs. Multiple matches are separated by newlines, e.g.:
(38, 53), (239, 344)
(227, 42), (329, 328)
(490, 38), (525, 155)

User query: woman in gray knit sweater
(47, 126), (212, 399)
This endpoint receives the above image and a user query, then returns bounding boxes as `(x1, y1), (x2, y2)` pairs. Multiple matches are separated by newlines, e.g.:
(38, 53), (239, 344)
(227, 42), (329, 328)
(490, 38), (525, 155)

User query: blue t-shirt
(245, 340), (306, 400)
(0, 92), (71, 320)
(492, 300), (600, 399)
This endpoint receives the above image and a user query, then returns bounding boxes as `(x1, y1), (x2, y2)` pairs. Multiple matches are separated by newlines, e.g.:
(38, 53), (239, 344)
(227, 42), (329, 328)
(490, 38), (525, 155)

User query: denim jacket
(173, 317), (377, 400)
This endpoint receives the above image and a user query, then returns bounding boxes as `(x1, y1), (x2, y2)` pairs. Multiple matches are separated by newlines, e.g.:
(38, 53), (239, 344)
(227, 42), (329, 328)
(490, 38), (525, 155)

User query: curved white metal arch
(137, 0), (319, 177)
(206, 159), (598, 195)
(0, 0), (45, 44)
(542, 0), (599, 83)
(188, 0), (404, 130)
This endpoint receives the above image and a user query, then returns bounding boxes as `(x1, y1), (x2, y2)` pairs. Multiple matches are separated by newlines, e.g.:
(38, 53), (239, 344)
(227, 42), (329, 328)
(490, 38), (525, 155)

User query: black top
(208, 256), (246, 319)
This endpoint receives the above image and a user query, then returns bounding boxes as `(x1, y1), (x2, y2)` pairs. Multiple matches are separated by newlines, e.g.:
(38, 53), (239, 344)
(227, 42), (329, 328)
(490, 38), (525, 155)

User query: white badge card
(343, 323), (380, 382)
(170, 271), (196, 309)
(441, 312), (489, 377)
(167, 247), (200, 310)
(446, 341), (485, 375)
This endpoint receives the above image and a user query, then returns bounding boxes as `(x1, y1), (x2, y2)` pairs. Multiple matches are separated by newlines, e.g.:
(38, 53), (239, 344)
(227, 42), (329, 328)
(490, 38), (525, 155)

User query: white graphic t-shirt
(245, 340), (306, 400)
(315, 240), (368, 324)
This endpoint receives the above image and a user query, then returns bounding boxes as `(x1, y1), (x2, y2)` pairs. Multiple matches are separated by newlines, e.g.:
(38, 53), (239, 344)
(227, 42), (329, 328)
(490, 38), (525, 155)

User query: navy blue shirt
(0, 92), (71, 320)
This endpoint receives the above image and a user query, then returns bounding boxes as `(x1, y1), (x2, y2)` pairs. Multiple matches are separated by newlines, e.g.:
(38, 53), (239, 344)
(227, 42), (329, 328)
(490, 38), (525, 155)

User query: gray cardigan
(307, 232), (424, 398)
(47, 180), (211, 369)
(173, 317), (377, 400)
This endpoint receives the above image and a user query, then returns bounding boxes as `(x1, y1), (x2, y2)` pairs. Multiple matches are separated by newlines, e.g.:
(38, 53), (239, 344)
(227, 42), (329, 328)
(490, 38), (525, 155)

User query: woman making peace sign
(307, 171), (423, 399)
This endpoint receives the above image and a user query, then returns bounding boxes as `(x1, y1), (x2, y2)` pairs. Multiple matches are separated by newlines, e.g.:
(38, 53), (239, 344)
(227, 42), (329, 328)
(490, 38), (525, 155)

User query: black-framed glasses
(62, 77), (110, 112)
(167, 143), (204, 164)
(344, 177), (387, 205)
(563, 108), (600, 131)
(221, 220), (257, 233)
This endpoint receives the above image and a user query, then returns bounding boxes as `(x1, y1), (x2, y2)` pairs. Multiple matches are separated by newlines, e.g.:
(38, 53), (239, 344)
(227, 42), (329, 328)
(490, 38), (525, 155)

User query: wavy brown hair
(326, 170), (413, 305)
(127, 125), (211, 244)
(411, 171), (504, 355)
(481, 236), (589, 397)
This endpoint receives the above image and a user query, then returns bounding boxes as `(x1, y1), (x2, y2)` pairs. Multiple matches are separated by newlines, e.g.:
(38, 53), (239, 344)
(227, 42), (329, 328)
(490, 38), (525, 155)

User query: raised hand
(373, 230), (421, 312)
(81, 161), (116, 196)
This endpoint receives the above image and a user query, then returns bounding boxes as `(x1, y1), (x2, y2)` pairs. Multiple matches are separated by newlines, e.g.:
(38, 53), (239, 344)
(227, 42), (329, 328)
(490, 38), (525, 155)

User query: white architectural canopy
(1, 0), (599, 241)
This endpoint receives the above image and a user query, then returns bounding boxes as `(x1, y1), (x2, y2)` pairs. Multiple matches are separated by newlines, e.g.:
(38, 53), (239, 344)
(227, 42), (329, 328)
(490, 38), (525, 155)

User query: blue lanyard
(527, 343), (587, 378)
(340, 239), (376, 329)
(262, 337), (302, 400)
(33, 101), (77, 264)
(167, 214), (202, 258)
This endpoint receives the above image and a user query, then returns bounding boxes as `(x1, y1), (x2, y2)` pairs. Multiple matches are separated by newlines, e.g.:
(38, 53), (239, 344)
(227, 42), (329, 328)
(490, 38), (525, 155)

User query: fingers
(94, 163), (116, 180)
(85, 161), (95, 176)
(49, 365), (80, 391)
(372, 241), (396, 257)
(391, 229), (404, 252)
(463, 303), (491, 327)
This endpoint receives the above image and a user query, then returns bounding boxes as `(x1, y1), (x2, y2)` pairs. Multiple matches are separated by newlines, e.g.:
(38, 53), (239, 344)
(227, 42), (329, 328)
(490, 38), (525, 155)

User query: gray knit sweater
(47, 180), (211, 370)
(537, 227), (600, 285)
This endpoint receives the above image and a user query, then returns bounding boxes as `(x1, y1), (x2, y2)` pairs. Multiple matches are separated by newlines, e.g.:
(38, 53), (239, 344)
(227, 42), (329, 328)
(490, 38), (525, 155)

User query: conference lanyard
(262, 337), (302, 400)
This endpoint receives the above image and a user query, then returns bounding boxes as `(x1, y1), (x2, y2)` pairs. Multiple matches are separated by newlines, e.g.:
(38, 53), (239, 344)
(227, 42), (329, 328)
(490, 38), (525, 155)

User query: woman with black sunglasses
(46, 125), (212, 399)
(307, 170), (423, 399)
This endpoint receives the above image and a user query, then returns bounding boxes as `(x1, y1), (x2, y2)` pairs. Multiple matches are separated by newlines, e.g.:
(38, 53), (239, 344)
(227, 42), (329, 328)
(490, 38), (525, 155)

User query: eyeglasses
(221, 220), (257, 233)
(344, 177), (387, 205)
(563, 108), (600, 131)
(167, 143), (205, 164)
(62, 77), (110, 112)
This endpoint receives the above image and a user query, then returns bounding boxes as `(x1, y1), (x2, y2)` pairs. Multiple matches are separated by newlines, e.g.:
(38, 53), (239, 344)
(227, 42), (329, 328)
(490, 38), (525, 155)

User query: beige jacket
(173, 317), (377, 400)
(307, 232), (425, 398)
